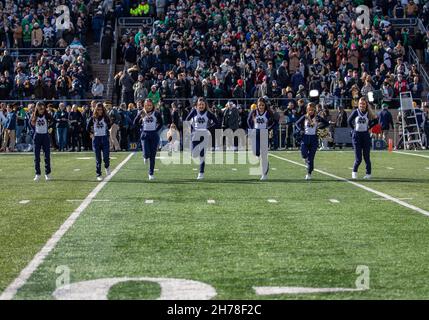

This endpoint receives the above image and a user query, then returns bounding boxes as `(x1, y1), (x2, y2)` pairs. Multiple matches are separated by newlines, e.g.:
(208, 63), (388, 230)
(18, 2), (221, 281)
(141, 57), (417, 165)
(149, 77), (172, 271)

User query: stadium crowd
(0, 0), (429, 152)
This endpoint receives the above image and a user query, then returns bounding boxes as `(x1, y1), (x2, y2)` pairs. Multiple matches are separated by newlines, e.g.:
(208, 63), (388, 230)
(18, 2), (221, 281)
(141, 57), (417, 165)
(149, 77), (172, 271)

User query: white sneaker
(96, 175), (103, 181)
(148, 175), (155, 181)
(363, 174), (372, 180)
(260, 174), (267, 181)
(34, 174), (41, 182)
(352, 172), (358, 180)
(105, 167), (111, 176)
(144, 158), (148, 164)
(45, 174), (52, 181)
(197, 173), (204, 180)
(305, 174), (312, 180)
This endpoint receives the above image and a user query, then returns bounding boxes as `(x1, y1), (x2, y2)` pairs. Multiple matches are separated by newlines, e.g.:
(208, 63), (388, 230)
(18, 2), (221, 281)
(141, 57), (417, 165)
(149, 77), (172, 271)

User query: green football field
(0, 149), (429, 300)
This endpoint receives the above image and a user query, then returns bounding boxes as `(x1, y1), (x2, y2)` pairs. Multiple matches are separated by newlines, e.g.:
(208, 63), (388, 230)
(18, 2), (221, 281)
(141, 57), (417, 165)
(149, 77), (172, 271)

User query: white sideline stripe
(19, 200), (30, 204)
(76, 157), (93, 160)
(372, 198), (413, 201)
(269, 153), (429, 218)
(207, 200), (216, 204)
(393, 151), (429, 159)
(254, 286), (363, 295)
(0, 152), (135, 300)
(267, 199), (278, 203)
(329, 199), (340, 203)
(145, 200), (154, 204)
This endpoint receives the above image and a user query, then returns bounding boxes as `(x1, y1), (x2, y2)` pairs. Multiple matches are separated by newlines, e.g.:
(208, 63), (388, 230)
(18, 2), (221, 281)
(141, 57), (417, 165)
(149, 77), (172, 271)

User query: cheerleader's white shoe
(45, 174), (52, 181)
(352, 172), (358, 180)
(34, 175), (41, 182)
(363, 174), (372, 180)
(148, 175), (155, 181)
(96, 175), (103, 181)
(260, 174), (267, 181)
(305, 174), (312, 180)
(197, 173), (204, 180)
(105, 167), (111, 176)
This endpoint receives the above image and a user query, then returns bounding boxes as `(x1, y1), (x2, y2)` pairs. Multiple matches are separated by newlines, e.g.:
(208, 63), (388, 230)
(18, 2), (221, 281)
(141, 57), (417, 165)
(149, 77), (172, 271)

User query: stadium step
(88, 43), (112, 101)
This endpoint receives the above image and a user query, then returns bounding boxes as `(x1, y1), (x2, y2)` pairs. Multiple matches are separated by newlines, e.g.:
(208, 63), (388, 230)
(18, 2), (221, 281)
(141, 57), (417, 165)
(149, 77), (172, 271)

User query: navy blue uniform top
(347, 109), (378, 132)
(247, 109), (274, 130)
(134, 110), (163, 132)
(295, 114), (330, 135)
(185, 108), (219, 131)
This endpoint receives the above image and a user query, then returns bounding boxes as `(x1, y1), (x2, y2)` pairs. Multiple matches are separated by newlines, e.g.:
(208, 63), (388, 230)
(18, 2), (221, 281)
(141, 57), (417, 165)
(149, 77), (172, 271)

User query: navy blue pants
(300, 134), (318, 174)
(352, 131), (371, 174)
(93, 135), (110, 176)
(192, 136), (206, 173)
(251, 129), (269, 175)
(34, 133), (51, 175)
(141, 131), (160, 175)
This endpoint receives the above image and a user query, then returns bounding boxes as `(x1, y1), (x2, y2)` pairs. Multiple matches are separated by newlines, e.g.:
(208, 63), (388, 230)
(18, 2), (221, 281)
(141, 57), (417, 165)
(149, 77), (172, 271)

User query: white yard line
(269, 153), (429, 218)
(393, 151), (429, 159)
(0, 152), (135, 300)
(66, 199), (110, 202)
(372, 198), (413, 201)
(254, 286), (363, 295)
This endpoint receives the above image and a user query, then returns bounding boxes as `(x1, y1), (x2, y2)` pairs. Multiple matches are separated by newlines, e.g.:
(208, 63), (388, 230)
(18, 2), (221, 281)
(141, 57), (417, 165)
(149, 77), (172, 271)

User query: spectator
(91, 78), (104, 100)
(1, 105), (16, 152)
(378, 104), (395, 141)
(54, 103), (69, 152)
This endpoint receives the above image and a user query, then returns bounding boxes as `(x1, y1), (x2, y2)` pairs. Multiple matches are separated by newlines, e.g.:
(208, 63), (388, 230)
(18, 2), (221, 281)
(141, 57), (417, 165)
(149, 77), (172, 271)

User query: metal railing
(409, 47), (429, 90)
(417, 18), (428, 34)
(118, 17), (154, 26)
(157, 97), (423, 110)
(0, 98), (104, 106)
(106, 19), (118, 102)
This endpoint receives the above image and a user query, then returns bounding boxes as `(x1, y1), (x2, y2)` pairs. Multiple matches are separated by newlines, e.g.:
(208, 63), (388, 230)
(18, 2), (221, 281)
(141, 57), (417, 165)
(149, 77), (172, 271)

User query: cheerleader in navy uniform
(87, 103), (111, 181)
(295, 103), (330, 180)
(31, 102), (53, 181)
(247, 97), (274, 180)
(348, 97), (378, 180)
(185, 97), (219, 180)
(134, 99), (163, 180)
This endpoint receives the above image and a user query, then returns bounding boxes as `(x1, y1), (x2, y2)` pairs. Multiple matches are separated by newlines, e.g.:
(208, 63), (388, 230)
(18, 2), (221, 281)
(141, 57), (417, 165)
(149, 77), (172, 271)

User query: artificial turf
(1, 150), (429, 299)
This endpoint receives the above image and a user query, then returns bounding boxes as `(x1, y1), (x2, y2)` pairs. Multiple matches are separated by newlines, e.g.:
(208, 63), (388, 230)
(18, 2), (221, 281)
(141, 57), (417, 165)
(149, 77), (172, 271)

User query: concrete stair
(87, 43), (114, 102)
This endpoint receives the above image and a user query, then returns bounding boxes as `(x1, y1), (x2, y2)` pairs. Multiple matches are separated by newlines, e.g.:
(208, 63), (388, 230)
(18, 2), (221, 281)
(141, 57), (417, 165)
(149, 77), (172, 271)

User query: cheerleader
(86, 103), (111, 181)
(348, 97), (378, 179)
(295, 103), (330, 180)
(30, 102), (53, 181)
(185, 97), (219, 180)
(247, 97), (274, 180)
(134, 99), (163, 180)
